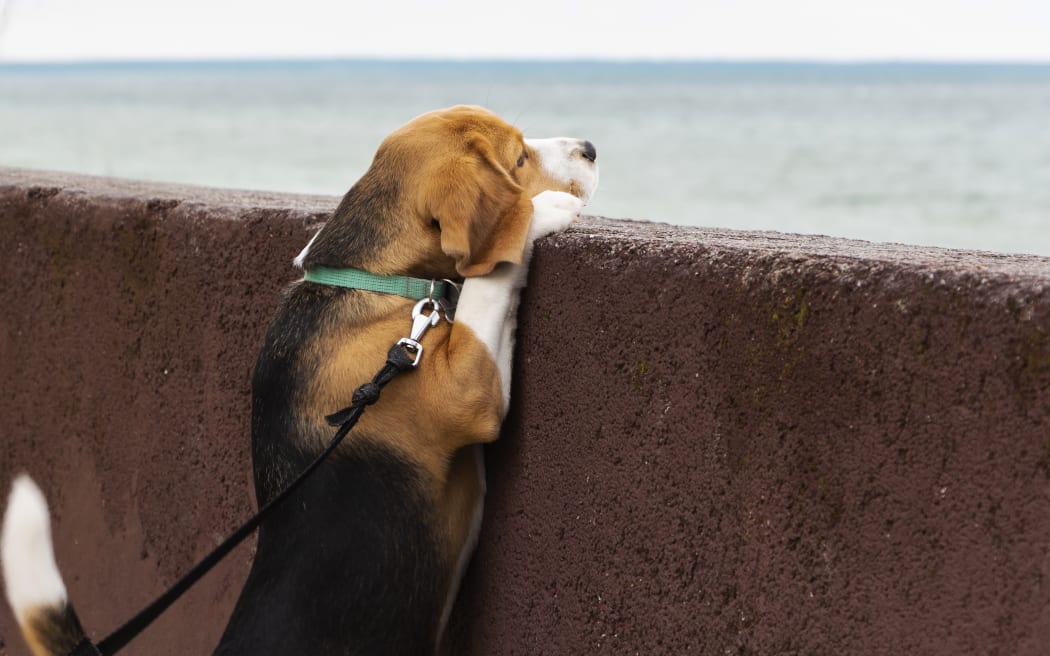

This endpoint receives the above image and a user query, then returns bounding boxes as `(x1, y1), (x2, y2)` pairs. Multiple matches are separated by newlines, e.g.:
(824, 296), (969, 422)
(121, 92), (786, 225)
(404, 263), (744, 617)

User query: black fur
(247, 282), (336, 503)
(25, 603), (89, 656)
(303, 171), (400, 270)
(214, 441), (445, 655)
(215, 283), (446, 655)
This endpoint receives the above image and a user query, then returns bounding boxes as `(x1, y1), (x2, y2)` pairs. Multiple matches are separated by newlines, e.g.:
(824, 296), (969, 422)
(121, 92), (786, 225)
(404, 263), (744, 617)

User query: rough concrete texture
(2, 167), (1050, 655)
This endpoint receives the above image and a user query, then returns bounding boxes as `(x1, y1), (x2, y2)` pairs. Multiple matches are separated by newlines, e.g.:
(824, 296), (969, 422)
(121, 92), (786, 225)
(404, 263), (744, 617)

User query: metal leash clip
(397, 298), (442, 367)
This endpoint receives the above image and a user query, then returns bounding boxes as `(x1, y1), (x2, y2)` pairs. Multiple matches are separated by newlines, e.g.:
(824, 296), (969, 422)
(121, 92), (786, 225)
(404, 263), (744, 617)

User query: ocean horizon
(2, 59), (1049, 255)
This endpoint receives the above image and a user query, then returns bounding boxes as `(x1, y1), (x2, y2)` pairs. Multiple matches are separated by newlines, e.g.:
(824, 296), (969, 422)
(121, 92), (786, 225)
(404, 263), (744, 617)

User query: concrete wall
(1, 167), (1049, 655)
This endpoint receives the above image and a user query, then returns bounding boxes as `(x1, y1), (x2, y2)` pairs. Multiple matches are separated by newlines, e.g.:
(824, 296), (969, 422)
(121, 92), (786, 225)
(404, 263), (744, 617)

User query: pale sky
(1, 0), (1049, 62)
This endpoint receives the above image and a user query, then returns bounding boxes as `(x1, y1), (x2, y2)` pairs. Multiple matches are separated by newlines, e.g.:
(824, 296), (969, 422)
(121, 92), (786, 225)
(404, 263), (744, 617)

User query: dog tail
(2, 475), (90, 656)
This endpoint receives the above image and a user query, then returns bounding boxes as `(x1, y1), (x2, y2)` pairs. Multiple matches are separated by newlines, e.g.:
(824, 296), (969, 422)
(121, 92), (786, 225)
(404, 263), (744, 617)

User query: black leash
(76, 342), (417, 656)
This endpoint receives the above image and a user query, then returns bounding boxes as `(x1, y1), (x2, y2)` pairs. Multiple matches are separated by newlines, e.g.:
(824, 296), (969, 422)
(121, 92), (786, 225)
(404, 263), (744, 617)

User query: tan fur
(439, 446), (487, 567)
(295, 106), (579, 614)
(22, 608), (49, 656)
(301, 294), (502, 488)
(308, 105), (575, 280)
(302, 105), (574, 479)
(19, 605), (84, 656)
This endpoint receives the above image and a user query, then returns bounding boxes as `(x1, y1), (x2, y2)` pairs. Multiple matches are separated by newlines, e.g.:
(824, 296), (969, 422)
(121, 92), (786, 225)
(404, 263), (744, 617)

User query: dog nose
(581, 140), (597, 162)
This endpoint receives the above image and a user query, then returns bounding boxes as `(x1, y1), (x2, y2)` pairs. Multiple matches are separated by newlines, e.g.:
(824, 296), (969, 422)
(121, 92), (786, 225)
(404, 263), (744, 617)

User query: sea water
(1, 60), (1048, 255)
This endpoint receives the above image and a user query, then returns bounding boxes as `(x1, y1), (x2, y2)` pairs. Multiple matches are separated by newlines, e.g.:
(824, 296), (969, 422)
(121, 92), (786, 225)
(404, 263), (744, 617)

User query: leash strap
(70, 639), (102, 656)
(88, 343), (417, 656)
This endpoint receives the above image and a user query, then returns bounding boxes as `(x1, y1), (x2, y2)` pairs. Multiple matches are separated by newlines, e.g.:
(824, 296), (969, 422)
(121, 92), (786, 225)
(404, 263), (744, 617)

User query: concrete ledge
(2, 167), (1050, 654)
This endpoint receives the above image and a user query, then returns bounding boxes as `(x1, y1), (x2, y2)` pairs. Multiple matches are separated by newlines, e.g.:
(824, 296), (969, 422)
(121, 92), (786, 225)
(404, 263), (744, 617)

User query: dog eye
(516, 152), (526, 167)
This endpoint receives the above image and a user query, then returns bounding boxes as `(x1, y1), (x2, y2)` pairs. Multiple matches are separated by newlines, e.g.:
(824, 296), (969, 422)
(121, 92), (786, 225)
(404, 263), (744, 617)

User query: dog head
(300, 105), (598, 278)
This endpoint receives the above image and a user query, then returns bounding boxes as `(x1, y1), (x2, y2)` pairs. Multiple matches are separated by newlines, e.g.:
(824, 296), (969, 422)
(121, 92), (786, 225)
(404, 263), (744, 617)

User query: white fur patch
(1, 475), (67, 623)
(525, 137), (599, 203)
(292, 228), (321, 269)
(527, 190), (585, 241)
(454, 271), (522, 409)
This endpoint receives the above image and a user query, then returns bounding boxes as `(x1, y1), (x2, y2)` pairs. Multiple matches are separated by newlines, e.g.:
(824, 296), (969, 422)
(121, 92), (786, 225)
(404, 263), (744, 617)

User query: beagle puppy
(2, 105), (598, 655)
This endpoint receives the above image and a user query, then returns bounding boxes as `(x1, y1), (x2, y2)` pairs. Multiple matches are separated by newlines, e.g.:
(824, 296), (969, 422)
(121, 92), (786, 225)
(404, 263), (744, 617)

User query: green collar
(303, 266), (455, 302)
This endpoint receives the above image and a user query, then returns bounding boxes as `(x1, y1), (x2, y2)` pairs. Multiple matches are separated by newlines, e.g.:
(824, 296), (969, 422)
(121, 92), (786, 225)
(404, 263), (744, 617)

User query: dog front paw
(528, 190), (583, 242)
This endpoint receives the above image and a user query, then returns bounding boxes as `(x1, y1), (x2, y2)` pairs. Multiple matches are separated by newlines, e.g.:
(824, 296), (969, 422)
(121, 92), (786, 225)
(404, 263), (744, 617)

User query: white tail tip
(1, 475), (68, 623)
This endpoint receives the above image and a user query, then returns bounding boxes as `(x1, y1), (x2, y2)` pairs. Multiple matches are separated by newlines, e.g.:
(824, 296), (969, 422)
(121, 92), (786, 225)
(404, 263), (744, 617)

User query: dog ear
(430, 136), (533, 277)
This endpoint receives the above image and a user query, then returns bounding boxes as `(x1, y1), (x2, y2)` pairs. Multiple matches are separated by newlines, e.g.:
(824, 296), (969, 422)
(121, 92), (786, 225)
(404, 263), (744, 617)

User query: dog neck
(302, 173), (458, 281)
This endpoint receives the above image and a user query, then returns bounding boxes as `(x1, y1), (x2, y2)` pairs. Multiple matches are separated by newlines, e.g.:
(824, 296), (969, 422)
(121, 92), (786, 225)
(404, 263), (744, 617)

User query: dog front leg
(434, 190), (582, 651)
(452, 190), (583, 414)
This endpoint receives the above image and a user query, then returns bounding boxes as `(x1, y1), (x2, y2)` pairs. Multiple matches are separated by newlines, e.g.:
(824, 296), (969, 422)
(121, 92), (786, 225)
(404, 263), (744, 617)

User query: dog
(2, 105), (598, 655)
